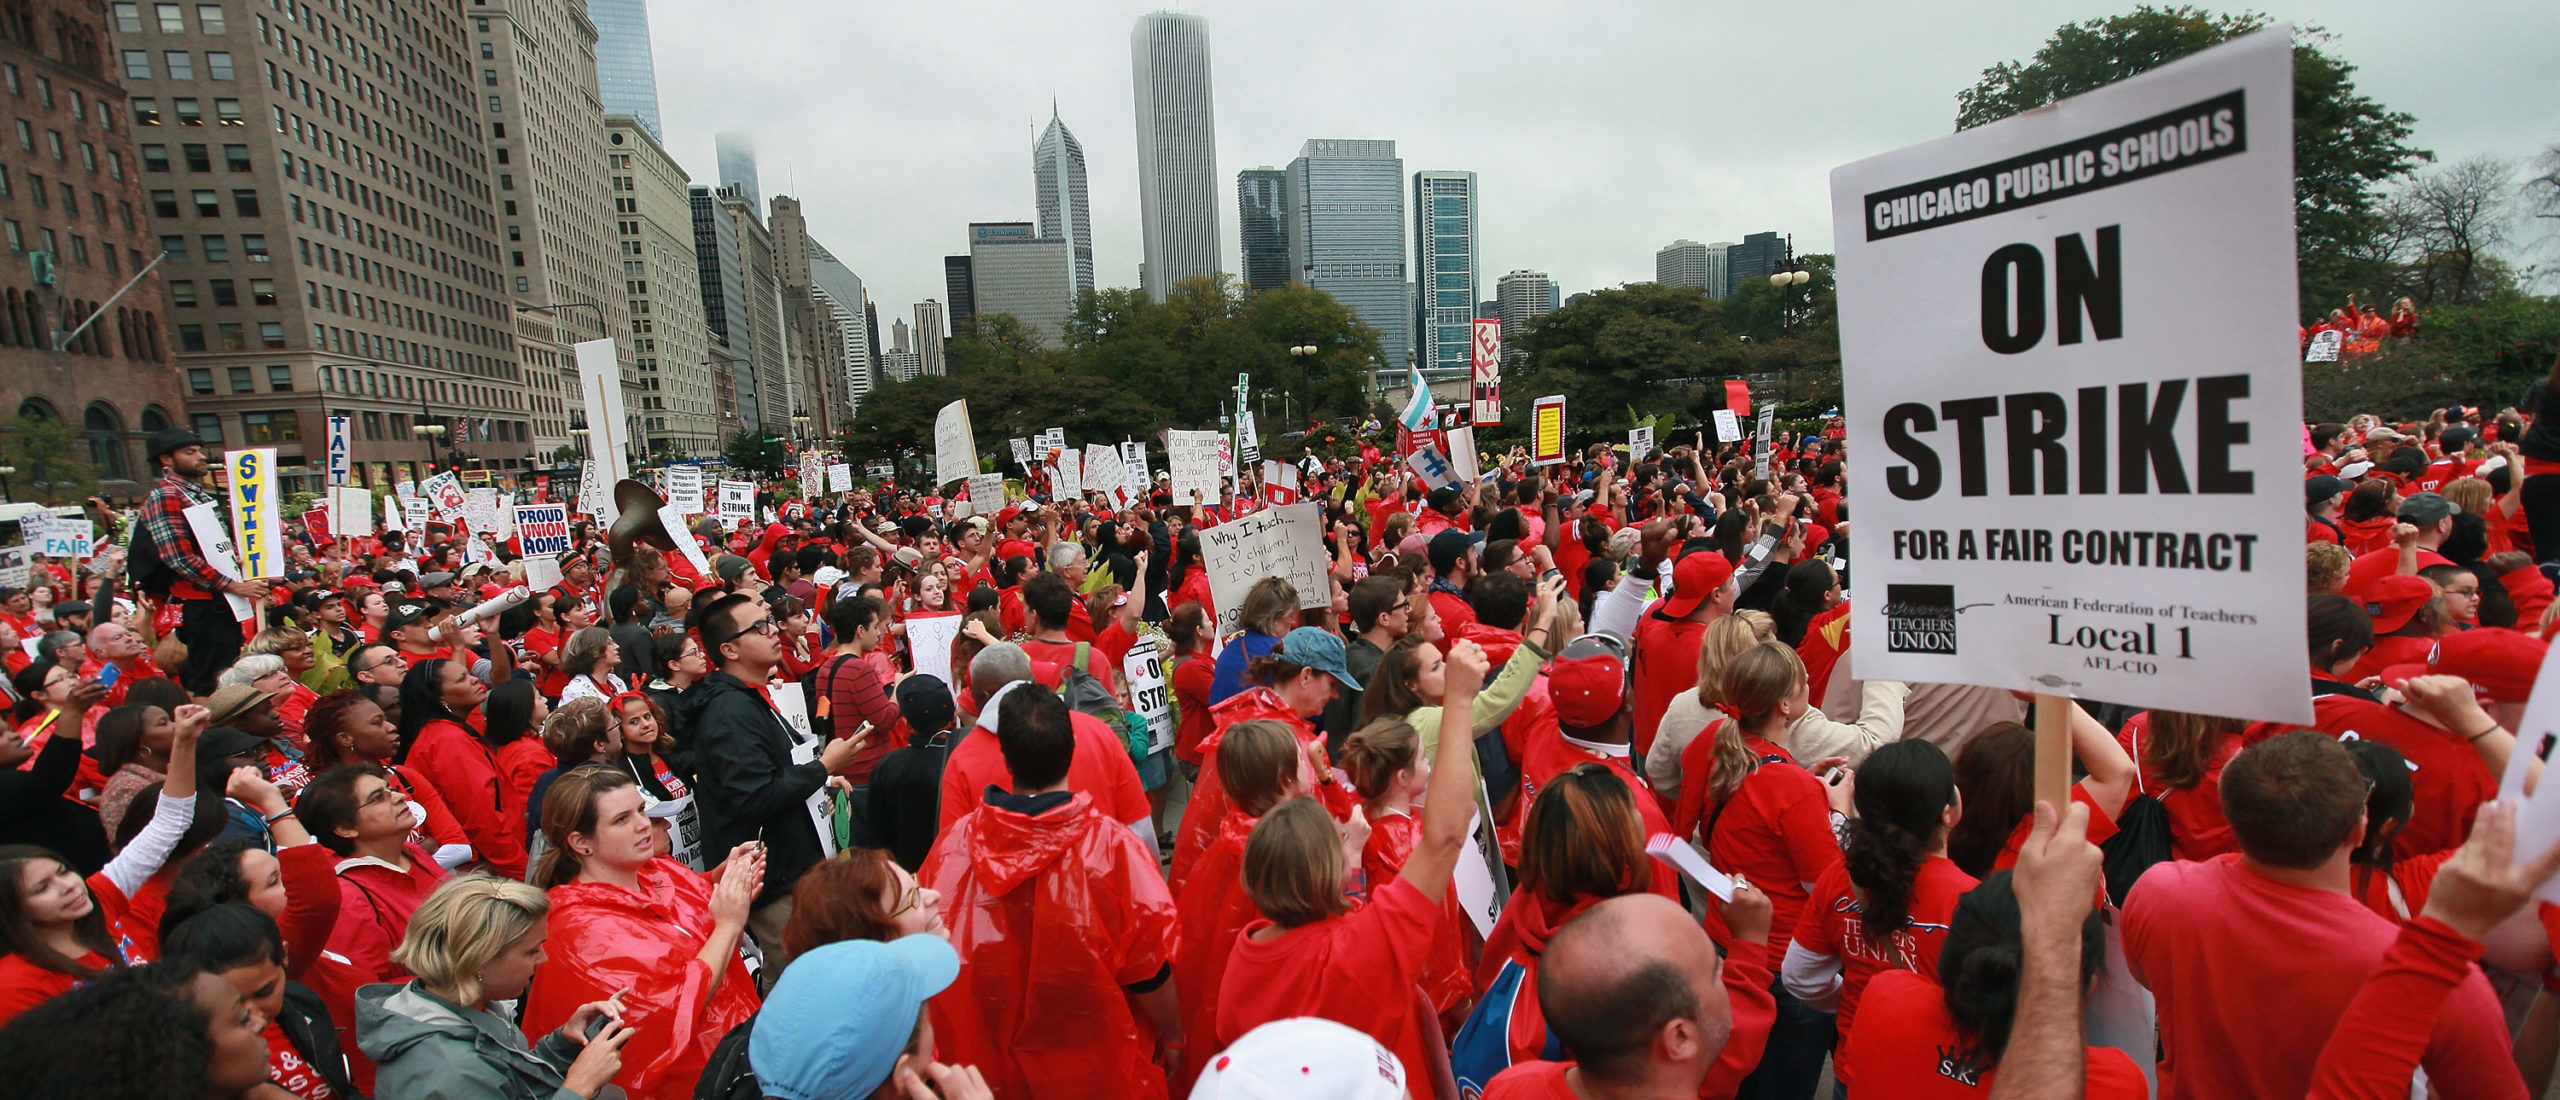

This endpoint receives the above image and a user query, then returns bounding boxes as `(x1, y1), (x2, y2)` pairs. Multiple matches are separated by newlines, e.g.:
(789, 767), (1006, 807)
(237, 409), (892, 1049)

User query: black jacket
(0, 720), (109, 872)
(688, 669), (828, 905)
(862, 727), (951, 872)
(280, 980), (360, 1100)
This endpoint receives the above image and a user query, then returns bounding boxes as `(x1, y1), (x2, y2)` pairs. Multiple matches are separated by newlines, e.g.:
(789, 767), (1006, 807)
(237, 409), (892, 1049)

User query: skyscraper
(1412, 171), (1479, 379)
(591, 0), (664, 140)
(716, 133), (762, 218)
(1725, 232), (1790, 291)
(891, 318), (912, 354)
(1130, 12), (1220, 301)
(943, 258), (977, 333)
(1656, 240), (1713, 288)
(1034, 108), (1094, 297)
(915, 301), (949, 376)
(608, 116), (717, 457)
(968, 222), (1074, 348)
(1237, 168), (1289, 292)
(1496, 270), (1557, 365)
(1287, 140), (1410, 373)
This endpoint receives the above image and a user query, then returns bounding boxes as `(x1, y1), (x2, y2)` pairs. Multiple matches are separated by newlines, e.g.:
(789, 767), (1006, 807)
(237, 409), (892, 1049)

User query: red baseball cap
(2348, 573), (2433, 635)
(1548, 640), (1629, 729)
(2426, 627), (2547, 705)
(1656, 551), (1737, 619)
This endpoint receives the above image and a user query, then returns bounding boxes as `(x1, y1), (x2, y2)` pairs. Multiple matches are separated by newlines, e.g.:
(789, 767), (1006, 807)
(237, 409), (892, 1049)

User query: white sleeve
(1785, 681), (1910, 767)
(100, 790), (196, 898)
(1588, 574), (1658, 641)
(1780, 940), (1845, 1012)
(431, 843), (475, 870)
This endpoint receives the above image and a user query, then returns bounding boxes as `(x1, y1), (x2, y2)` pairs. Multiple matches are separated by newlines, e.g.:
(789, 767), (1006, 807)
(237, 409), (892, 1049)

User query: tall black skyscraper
(1725, 232), (1790, 289)
(1237, 168), (1289, 293)
(944, 256), (978, 332)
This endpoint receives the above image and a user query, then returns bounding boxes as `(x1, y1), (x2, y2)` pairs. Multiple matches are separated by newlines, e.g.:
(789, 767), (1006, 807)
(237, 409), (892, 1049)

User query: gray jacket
(356, 981), (607, 1100)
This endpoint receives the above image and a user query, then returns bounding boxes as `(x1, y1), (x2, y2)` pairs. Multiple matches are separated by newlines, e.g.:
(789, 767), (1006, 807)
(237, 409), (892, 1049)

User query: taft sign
(1829, 28), (2306, 723)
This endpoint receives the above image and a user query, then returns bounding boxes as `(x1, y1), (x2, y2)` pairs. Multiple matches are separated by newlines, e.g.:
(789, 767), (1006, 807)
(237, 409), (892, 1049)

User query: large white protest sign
(1446, 425), (1479, 483)
(1197, 502), (1330, 635)
(1083, 444), (1129, 508)
(1713, 408), (1743, 443)
(966, 472), (1005, 515)
(420, 471), (466, 517)
(225, 448), (284, 579)
(717, 480), (755, 528)
(1010, 438), (1033, 468)
(382, 495), (406, 533)
(905, 612), (963, 689)
(1167, 429), (1222, 500)
(574, 338), (632, 485)
(401, 499), (428, 532)
(827, 463), (853, 493)
(2304, 328), (2343, 363)
(1406, 446), (1460, 491)
(1828, 26), (2306, 723)
(1753, 405), (1776, 480)
(463, 488), (501, 535)
(933, 399), (976, 487)
(659, 501), (711, 576)
(666, 464), (704, 515)
(1048, 453), (1082, 499)
(800, 454), (825, 506)
(1124, 635), (1175, 754)
(331, 487), (373, 538)
(181, 502), (256, 621)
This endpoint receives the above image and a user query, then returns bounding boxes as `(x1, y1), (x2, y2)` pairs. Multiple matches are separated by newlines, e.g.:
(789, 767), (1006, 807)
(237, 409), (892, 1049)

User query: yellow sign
(1531, 395), (1567, 468)
(226, 447), (284, 578)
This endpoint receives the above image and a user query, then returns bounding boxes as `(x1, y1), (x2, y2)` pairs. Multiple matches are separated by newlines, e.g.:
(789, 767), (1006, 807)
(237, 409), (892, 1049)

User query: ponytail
(1843, 740), (1956, 952)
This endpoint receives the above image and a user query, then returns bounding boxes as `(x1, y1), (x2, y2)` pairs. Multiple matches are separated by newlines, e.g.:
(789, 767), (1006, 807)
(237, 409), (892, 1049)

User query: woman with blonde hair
(356, 874), (633, 1100)
(522, 768), (764, 1100)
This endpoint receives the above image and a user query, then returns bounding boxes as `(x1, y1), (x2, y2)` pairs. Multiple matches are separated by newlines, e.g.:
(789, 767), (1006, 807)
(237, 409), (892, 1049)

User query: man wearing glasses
(689, 591), (866, 974)
(346, 643), (409, 690)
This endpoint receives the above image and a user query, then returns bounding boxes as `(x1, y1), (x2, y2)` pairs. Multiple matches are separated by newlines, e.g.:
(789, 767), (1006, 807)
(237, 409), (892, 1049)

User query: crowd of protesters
(3, 355), (2560, 1100)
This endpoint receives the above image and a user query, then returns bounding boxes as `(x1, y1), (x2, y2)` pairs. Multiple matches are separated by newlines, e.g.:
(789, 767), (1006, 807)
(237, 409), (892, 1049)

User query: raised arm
(1400, 640), (1488, 901)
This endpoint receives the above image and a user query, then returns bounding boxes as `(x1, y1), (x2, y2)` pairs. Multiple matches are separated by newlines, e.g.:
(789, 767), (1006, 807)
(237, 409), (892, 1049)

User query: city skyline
(643, 0), (2553, 335)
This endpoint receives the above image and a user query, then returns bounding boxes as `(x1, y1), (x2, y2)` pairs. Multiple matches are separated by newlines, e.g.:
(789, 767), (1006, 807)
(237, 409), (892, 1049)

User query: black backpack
(2098, 721), (2175, 905)
(692, 1016), (760, 1100)
(126, 516), (175, 597)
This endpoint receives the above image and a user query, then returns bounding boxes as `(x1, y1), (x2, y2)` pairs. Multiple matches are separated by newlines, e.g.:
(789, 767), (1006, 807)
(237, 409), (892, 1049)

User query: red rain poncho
(923, 791), (1178, 1100)
(520, 858), (760, 1100)
(1171, 810), (1259, 1094)
(1169, 688), (1355, 888)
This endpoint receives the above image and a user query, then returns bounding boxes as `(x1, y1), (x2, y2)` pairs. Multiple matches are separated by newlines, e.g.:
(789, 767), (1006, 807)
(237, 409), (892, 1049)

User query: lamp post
(1288, 343), (1318, 426)
(409, 419), (448, 481)
(1769, 268), (1811, 334)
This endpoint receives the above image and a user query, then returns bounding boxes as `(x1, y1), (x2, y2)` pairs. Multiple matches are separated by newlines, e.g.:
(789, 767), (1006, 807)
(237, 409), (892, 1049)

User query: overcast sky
(647, 1), (2558, 330)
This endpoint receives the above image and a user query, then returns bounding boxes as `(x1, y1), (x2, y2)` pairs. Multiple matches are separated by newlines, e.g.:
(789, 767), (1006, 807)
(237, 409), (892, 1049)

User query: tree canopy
(1955, 6), (2432, 313)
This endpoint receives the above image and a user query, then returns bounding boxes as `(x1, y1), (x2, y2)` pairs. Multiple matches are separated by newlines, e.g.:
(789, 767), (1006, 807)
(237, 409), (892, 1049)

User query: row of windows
(2, 168), (139, 237)
(156, 232), (269, 261)
(112, 4), (228, 35)
(2, 218), (143, 277)
(0, 288), (161, 362)
(12, 120), (123, 178)
(175, 319), (288, 351)
(186, 364), (294, 394)
(3, 68), (119, 133)
(150, 187), (258, 218)
(168, 277), (278, 307)
(121, 50), (236, 82)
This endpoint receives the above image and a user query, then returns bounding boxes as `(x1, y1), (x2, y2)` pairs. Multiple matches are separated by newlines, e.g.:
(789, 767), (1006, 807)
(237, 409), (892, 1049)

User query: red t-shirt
(2308, 694), (2494, 858)
(1838, 970), (2148, 1099)
(1789, 856), (1978, 1059)
(2122, 855), (2523, 1100)
(1170, 654), (1215, 765)
(1992, 783), (2120, 872)
(935, 710), (1149, 835)
(263, 1016), (337, 1098)
(1630, 613), (1710, 762)
(1216, 876), (1444, 1099)
(2115, 712), (2246, 863)
(1697, 738), (1840, 955)
(0, 873), (125, 1024)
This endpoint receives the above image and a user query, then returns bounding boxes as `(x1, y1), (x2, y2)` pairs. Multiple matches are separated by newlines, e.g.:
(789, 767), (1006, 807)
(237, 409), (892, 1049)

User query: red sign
(1471, 319), (1503, 424)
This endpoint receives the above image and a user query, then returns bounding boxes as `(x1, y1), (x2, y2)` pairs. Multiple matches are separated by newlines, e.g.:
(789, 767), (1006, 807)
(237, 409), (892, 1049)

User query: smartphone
(94, 663), (121, 689)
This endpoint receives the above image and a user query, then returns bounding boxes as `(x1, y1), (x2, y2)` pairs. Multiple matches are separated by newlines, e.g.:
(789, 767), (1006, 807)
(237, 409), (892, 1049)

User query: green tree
(0, 411), (99, 502)
(1955, 6), (2431, 312)
(1509, 283), (1751, 437)
(721, 428), (785, 473)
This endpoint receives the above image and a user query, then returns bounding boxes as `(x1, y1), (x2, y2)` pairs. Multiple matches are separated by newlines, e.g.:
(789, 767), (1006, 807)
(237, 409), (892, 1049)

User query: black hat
(895, 674), (956, 733)
(145, 429), (206, 461)
(383, 602), (433, 631)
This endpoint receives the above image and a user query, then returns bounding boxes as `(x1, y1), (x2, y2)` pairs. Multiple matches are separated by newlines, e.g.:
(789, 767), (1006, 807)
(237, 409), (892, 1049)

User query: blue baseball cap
(1276, 627), (1362, 690)
(750, 935), (961, 1100)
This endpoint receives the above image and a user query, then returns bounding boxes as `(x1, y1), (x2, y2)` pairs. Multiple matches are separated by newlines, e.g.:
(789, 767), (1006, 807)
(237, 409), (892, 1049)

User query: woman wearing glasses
(524, 768), (765, 1100)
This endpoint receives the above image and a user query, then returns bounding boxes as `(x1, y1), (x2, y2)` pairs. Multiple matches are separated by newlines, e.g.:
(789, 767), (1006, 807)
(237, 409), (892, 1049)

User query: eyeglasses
(888, 880), (922, 919)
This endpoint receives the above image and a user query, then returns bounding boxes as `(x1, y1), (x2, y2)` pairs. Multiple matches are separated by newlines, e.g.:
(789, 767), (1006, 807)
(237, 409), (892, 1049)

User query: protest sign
(401, 499), (428, 532)
(30, 517), (91, 561)
(906, 611), (963, 689)
(1197, 502), (1330, 635)
(1446, 425), (1479, 483)
(382, 495), (405, 533)
(1124, 635), (1175, 755)
(574, 338), (631, 484)
(666, 464), (704, 515)
(1471, 318), (1503, 424)
(420, 471), (466, 516)
(1216, 435), (1236, 483)
(331, 487), (372, 537)
(933, 399), (976, 487)
(463, 488), (501, 534)
(1406, 446), (1460, 491)
(1629, 426), (1655, 460)
(1236, 411), (1261, 465)
(659, 501), (711, 575)
(800, 454), (825, 505)
(225, 448), (284, 579)
(1049, 454), (1082, 499)
(0, 547), (27, 589)
(1530, 395), (1566, 467)
(1167, 429), (1222, 500)
(2304, 328), (2343, 362)
(325, 416), (351, 485)
(1753, 404), (1775, 480)
(717, 480), (755, 528)
(1083, 444), (1128, 508)
(1827, 26), (2306, 725)
(513, 504), (572, 556)
(1122, 441), (1148, 499)
(966, 472), (1005, 515)
(1713, 408), (1743, 443)
(1040, 427), (1066, 456)
(182, 502), (256, 621)
(1010, 438), (1033, 468)
(1261, 459), (1300, 505)
(827, 463), (853, 493)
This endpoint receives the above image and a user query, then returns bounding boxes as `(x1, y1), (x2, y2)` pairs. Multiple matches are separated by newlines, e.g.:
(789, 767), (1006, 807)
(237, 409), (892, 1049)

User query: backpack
(1060, 642), (1150, 765)
(2098, 721), (2175, 905)
(126, 514), (176, 597)
(692, 1016), (760, 1100)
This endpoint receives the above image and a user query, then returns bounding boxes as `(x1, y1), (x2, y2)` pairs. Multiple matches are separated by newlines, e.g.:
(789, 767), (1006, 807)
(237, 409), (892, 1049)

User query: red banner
(1725, 380), (1752, 417)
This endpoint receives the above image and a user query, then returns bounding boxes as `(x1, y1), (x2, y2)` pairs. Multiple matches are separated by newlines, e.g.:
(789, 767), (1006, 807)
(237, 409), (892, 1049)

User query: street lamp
(410, 419), (448, 480)
(1288, 344), (1318, 425)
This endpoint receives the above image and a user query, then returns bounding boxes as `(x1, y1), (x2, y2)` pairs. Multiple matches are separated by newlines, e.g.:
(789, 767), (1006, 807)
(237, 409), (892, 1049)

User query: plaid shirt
(139, 473), (229, 593)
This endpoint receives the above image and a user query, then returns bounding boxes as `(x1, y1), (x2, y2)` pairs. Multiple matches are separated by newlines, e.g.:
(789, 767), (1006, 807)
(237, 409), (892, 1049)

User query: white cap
(1187, 1018), (1406, 1100)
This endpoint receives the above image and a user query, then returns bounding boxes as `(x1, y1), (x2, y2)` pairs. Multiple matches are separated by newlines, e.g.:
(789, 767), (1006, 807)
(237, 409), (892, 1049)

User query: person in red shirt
(1675, 640), (1850, 1100)
(76, 621), (166, 708)
(1783, 739), (1975, 1087)
(933, 647), (1151, 842)
(396, 659), (527, 879)
(1171, 630), (1363, 889)
(1166, 603), (1217, 769)
(1338, 717), (1474, 1027)
(923, 686), (1182, 1100)
(2309, 673), (2509, 859)
(1214, 641), (1486, 1098)
(1631, 551), (1737, 763)
(2112, 709), (2251, 863)
(290, 763), (452, 984)
(1423, 528), (1484, 639)
(2121, 732), (2526, 1100)
(1836, 870), (2148, 1099)
(1172, 718), (1321, 1095)
(1948, 707), (2133, 877)
(301, 689), (472, 867)
(1478, 893), (1771, 1100)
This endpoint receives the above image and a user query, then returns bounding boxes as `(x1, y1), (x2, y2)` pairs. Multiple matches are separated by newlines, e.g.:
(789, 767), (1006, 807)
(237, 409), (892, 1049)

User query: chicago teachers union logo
(1885, 584), (1959, 654)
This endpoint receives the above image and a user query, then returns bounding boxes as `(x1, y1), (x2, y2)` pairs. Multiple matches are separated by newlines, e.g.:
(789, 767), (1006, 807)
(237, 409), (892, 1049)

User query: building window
(12, 120), (28, 151)
(190, 188), (216, 216)
(159, 235), (187, 260)
(217, 322), (243, 350)
(113, 3), (142, 31)
(242, 410), (298, 443)
(206, 52), (232, 80)
(200, 234), (226, 261)
(230, 188), (256, 215)
(168, 280), (195, 307)
(192, 413), (222, 445)
(266, 364), (290, 389)
(155, 3), (183, 32)
(222, 143), (247, 171)
(186, 367), (212, 394)
(208, 279), (234, 306)
(108, 151), (122, 179)
(248, 277), (273, 305)
(214, 99), (239, 126)
(122, 51), (151, 80)
(258, 322), (283, 348)
(240, 234), (264, 259)
(132, 99), (160, 127)
(141, 144), (168, 171)
(195, 4), (224, 33)
(182, 143), (208, 170)
(77, 142), (94, 172)
(173, 98), (201, 125)
(486, 95), (500, 113)
(163, 52), (193, 81)
(44, 131), (60, 160)
(178, 323), (207, 351)
(150, 189), (178, 217)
